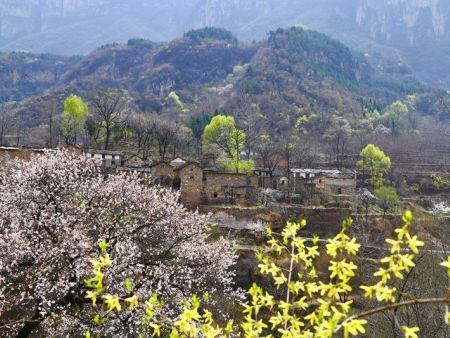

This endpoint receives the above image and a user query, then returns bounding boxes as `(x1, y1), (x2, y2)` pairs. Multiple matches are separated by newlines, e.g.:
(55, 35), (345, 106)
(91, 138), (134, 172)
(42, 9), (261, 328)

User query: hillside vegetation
(2, 27), (435, 128)
(1, 27), (449, 174)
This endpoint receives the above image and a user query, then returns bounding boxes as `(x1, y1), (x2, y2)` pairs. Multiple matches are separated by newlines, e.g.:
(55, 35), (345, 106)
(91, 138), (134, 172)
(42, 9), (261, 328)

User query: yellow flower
(407, 235), (424, 254)
(402, 326), (420, 338)
(150, 323), (161, 337)
(342, 319), (367, 337)
(125, 295), (139, 309)
(102, 294), (122, 312)
(440, 256), (450, 277)
(85, 290), (98, 306)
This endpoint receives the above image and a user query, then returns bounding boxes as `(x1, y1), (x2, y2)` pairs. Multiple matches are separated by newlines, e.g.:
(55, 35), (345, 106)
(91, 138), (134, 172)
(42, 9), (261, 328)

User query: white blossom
(0, 151), (239, 336)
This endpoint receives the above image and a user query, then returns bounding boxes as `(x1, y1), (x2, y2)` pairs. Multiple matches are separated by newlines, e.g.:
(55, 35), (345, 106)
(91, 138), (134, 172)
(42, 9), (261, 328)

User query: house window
(213, 192), (218, 198)
(190, 176), (194, 179)
(236, 194), (241, 198)
(319, 178), (323, 184)
(337, 188), (342, 195)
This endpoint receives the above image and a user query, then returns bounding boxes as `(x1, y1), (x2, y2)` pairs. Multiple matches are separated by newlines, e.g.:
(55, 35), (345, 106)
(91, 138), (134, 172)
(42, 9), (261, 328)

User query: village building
(0, 147), (45, 163)
(85, 149), (122, 168)
(173, 162), (204, 206)
(287, 168), (356, 204)
(171, 162), (260, 207)
(201, 170), (260, 206)
(291, 168), (341, 180)
(312, 172), (357, 196)
(255, 167), (283, 189)
(121, 154), (149, 168)
(1, 145), (355, 208)
(149, 161), (176, 186)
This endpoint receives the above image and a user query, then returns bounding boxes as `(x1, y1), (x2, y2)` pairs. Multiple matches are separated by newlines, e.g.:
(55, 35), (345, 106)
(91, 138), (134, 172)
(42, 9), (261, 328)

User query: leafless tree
(151, 116), (177, 160)
(0, 103), (15, 146)
(90, 89), (129, 150)
(46, 99), (57, 148)
(128, 113), (154, 159)
(255, 135), (280, 188)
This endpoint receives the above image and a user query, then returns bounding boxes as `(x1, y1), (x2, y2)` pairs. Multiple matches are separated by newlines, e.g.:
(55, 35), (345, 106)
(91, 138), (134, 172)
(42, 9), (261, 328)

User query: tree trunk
(105, 125), (111, 150)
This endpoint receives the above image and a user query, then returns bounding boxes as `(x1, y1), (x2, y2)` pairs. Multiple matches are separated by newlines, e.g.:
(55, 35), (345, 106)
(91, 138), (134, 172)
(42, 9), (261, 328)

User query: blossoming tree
(0, 151), (238, 336)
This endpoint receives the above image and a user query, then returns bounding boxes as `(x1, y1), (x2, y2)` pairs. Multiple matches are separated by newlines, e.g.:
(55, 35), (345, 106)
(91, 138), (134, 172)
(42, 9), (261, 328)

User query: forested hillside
(0, 52), (77, 103)
(1, 26), (449, 172)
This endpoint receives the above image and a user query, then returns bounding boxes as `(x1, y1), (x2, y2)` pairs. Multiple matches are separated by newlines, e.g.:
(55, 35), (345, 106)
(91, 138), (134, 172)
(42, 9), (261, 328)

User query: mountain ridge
(1, 1), (449, 86)
(2, 26), (438, 147)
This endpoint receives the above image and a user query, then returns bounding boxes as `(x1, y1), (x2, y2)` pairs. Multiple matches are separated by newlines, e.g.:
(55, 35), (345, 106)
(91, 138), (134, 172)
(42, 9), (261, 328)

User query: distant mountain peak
(1, 0), (450, 86)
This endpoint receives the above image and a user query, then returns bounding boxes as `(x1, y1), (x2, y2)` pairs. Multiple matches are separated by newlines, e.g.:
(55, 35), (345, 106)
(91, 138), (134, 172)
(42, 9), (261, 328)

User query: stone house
(85, 149), (122, 168)
(0, 147), (63, 173)
(171, 163), (260, 206)
(150, 161), (176, 186)
(312, 172), (356, 196)
(173, 162), (204, 206)
(201, 170), (260, 205)
(122, 154), (148, 168)
(0, 146), (83, 171)
(288, 169), (356, 196)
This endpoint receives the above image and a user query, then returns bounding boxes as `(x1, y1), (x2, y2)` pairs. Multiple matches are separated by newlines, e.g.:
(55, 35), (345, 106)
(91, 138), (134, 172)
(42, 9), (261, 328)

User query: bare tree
(128, 113), (154, 159)
(91, 89), (129, 150)
(323, 116), (352, 168)
(46, 99), (57, 148)
(151, 116), (177, 160)
(255, 134), (280, 188)
(0, 103), (15, 146)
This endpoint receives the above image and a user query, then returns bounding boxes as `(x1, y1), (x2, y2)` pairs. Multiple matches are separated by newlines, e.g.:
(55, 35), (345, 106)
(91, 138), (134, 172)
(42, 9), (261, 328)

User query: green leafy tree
(184, 27), (238, 44)
(60, 95), (88, 145)
(203, 115), (254, 173)
(167, 91), (188, 158)
(357, 144), (391, 188)
(167, 91), (187, 112)
(375, 186), (400, 216)
(382, 100), (408, 136)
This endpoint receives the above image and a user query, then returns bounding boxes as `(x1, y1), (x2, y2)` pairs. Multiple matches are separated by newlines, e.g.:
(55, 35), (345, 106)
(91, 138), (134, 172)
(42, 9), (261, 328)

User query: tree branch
(336, 297), (450, 333)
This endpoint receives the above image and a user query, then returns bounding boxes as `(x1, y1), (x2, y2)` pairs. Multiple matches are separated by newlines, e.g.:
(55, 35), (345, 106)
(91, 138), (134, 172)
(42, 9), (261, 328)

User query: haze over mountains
(1, 0), (450, 87)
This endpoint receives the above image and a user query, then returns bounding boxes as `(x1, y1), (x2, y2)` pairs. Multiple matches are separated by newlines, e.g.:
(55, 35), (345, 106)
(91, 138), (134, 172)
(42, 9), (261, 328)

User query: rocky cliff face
(354, 0), (449, 43)
(1, 0), (449, 85)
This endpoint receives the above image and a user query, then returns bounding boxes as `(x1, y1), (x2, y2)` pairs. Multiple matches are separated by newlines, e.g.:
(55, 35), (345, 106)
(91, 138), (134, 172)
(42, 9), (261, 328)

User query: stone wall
(150, 162), (174, 186)
(176, 163), (204, 207)
(203, 171), (259, 205)
(0, 147), (46, 163)
(322, 176), (356, 195)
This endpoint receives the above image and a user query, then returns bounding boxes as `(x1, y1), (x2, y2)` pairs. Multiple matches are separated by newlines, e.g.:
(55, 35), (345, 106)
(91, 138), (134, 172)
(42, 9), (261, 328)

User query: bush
(81, 212), (450, 337)
(184, 27), (238, 45)
(375, 186), (400, 215)
(127, 38), (157, 49)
